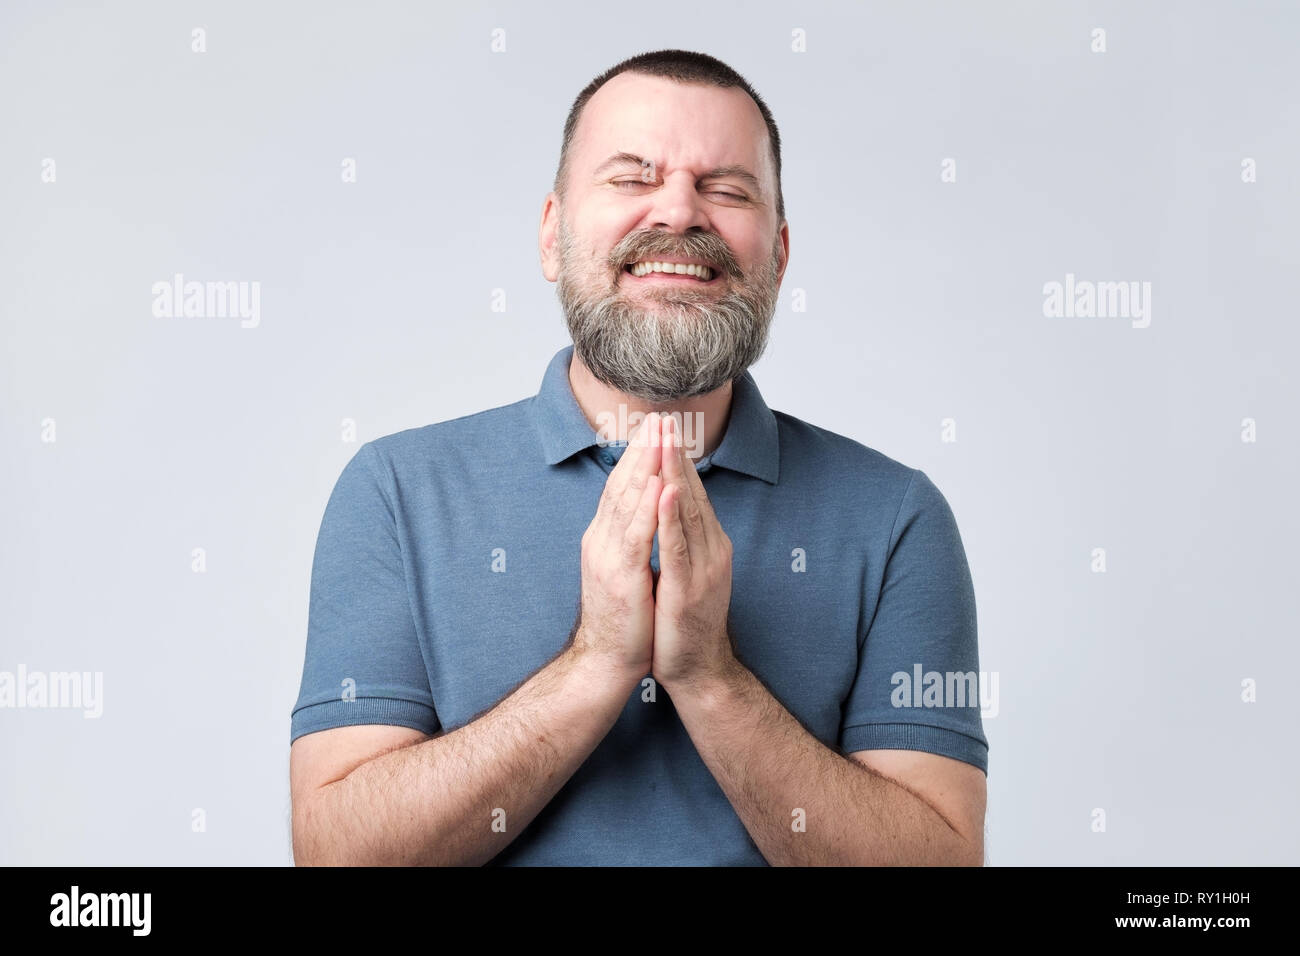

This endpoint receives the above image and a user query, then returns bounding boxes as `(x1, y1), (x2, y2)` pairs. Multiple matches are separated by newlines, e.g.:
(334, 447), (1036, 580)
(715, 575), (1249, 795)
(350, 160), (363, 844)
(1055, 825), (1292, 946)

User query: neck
(567, 353), (733, 461)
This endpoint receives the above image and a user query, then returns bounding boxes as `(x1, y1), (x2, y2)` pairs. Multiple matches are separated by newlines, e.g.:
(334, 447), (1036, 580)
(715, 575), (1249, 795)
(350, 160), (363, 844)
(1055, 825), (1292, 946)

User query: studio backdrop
(1, 0), (1296, 865)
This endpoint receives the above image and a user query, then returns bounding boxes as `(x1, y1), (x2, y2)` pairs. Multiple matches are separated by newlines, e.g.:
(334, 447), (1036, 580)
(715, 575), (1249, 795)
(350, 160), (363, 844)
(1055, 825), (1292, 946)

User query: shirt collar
(530, 345), (780, 484)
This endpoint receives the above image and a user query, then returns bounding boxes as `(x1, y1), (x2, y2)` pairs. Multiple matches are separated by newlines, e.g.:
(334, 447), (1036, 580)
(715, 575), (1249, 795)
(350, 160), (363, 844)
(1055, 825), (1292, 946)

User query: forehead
(574, 72), (771, 180)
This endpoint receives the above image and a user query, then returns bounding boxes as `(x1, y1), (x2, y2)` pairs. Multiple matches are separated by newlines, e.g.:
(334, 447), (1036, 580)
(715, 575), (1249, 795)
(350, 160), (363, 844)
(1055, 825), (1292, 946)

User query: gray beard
(555, 222), (782, 402)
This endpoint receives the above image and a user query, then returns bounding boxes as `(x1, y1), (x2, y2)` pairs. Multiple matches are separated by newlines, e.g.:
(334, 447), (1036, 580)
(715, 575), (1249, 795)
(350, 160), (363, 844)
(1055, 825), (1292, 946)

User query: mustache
(609, 230), (745, 281)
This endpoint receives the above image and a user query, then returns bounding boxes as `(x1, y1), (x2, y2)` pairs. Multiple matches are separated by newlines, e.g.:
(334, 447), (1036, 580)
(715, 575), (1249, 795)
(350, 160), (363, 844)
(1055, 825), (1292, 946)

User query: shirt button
(600, 452), (615, 466)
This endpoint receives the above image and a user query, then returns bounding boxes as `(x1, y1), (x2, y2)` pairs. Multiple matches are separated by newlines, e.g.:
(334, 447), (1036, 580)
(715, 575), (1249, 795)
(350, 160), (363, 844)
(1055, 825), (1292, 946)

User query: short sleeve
(839, 469), (989, 774)
(290, 441), (440, 744)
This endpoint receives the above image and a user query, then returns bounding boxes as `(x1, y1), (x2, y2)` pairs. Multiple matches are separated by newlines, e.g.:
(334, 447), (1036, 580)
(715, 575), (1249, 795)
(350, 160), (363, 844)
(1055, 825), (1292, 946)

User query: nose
(644, 170), (712, 234)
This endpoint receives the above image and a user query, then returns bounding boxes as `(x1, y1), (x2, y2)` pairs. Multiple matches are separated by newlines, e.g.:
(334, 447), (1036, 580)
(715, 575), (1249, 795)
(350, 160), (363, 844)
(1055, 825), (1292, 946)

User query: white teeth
(629, 261), (714, 280)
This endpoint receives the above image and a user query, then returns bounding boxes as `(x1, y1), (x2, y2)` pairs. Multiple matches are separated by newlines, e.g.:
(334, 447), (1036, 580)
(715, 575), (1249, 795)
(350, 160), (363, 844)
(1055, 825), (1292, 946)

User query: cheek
(583, 202), (639, 242)
(712, 222), (766, 267)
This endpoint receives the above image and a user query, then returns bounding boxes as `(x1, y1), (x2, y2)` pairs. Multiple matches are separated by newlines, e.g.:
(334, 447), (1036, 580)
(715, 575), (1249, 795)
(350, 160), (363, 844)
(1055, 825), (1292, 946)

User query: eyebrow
(592, 152), (764, 195)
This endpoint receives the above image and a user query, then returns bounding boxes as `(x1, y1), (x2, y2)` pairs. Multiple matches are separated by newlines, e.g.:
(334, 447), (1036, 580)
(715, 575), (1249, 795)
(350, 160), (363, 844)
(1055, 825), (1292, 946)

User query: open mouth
(623, 260), (720, 284)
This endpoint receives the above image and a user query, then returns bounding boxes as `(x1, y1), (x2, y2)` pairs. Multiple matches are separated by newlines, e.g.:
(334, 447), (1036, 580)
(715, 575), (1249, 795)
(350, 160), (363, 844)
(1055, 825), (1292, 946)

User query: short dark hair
(554, 49), (785, 223)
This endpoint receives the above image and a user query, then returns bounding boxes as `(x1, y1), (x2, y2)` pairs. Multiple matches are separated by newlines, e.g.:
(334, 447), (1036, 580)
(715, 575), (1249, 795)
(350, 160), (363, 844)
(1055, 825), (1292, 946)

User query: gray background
(1, 0), (1296, 865)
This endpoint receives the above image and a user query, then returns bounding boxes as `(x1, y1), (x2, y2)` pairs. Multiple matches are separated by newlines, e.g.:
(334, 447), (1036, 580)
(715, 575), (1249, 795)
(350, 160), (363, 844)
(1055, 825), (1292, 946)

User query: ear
(539, 192), (561, 282)
(775, 219), (790, 286)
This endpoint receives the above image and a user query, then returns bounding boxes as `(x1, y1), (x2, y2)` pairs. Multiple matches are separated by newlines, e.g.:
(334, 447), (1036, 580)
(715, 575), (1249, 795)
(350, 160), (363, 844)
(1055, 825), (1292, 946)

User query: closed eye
(610, 180), (748, 202)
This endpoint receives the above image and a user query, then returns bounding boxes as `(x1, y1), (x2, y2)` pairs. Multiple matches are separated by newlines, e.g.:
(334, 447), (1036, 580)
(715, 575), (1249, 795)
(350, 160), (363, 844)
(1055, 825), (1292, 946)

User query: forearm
(669, 660), (982, 866)
(296, 644), (634, 866)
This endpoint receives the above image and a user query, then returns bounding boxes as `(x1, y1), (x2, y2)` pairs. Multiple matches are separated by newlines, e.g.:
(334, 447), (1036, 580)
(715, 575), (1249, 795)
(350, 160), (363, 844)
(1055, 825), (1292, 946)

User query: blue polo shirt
(290, 345), (988, 865)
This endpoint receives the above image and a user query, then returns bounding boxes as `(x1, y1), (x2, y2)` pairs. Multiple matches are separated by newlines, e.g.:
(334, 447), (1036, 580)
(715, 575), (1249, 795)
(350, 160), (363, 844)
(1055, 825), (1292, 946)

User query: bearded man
(289, 49), (988, 866)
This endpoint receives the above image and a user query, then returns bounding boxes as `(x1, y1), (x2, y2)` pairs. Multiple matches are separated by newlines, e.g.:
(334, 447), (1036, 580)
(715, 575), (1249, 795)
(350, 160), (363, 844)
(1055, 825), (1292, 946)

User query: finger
(617, 412), (663, 517)
(657, 482), (692, 579)
(621, 473), (662, 569)
(614, 409), (655, 481)
(661, 415), (711, 550)
(672, 414), (722, 537)
(594, 412), (658, 533)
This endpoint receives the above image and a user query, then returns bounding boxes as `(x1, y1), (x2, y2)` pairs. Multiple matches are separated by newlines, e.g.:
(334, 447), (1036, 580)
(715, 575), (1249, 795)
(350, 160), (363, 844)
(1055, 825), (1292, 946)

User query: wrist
(564, 639), (646, 696)
(663, 651), (747, 709)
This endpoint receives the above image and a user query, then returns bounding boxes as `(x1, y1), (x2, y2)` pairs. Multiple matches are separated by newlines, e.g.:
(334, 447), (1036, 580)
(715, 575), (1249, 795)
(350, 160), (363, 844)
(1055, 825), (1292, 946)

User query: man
(289, 49), (988, 866)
